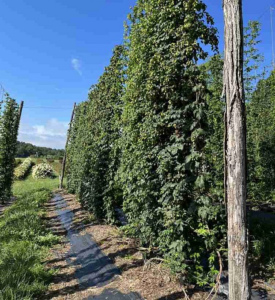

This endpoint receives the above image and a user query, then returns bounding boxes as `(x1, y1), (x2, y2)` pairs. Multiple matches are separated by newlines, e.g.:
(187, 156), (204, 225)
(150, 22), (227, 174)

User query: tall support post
(223, 0), (250, 299)
(59, 103), (76, 189)
(15, 101), (24, 134)
(18, 101), (24, 124)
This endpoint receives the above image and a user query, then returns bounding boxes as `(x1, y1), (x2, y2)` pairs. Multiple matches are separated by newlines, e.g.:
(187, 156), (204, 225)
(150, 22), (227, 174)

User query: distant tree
(16, 141), (64, 158)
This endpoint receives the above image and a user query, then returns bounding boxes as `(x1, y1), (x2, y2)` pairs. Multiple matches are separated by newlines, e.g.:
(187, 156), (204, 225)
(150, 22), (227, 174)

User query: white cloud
(18, 119), (69, 149)
(71, 58), (82, 76)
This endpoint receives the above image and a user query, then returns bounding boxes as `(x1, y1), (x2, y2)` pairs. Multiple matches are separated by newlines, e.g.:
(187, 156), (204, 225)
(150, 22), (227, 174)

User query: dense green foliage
(16, 141), (64, 158)
(244, 21), (264, 102)
(0, 94), (20, 203)
(201, 54), (224, 192)
(14, 157), (34, 180)
(67, 46), (125, 221)
(66, 102), (87, 195)
(0, 187), (58, 300)
(67, 0), (228, 285)
(66, 0), (275, 287)
(119, 0), (225, 285)
(201, 21), (268, 200)
(247, 71), (275, 202)
(250, 212), (275, 279)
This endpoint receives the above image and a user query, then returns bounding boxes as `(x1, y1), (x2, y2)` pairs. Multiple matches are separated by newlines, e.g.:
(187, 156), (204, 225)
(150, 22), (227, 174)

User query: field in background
(13, 157), (64, 195)
(0, 156), (65, 299)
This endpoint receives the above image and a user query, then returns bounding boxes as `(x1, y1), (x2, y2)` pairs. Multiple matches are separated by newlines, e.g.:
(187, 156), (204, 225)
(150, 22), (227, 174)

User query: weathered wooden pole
(223, 0), (250, 299)
(18, 101), (24, 124)
(15, 101), (24, 135)
(59, 103), (76, 189)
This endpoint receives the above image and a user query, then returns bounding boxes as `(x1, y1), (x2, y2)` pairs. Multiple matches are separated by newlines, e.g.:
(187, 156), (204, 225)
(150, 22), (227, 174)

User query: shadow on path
(51, 194), (143, 299)
(85, 288), (142, 300)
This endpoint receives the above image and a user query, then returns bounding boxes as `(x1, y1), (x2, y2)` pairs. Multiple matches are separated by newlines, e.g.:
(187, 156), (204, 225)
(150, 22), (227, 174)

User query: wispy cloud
(18, 119), (69, 149)
(71, 58), (82, 76)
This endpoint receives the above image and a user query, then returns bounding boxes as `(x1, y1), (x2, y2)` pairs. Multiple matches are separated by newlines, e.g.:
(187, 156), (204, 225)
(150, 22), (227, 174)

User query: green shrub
(32, 163), (55, 179)
(14, 157), (33, 180)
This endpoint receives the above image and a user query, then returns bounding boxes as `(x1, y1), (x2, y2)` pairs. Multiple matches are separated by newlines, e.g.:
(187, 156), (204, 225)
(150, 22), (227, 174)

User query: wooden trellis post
(223, 0), (250, 299)
(18, 101), (24, 124)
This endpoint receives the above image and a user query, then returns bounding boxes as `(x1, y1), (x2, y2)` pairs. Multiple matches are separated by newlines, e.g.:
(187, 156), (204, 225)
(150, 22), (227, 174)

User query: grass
(13, 175), (60, 196)
(0, 176), (60, 300)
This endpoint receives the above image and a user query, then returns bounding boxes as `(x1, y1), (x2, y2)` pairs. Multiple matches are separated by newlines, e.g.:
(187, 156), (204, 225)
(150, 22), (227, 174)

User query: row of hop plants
(0, 94), (20, 203)
(66, 0), (226, 287)
(32, 163), (55, 179)
(66, 0), (275, 287)
(14, 159), (56, 180)
(14, 157), (33, 180)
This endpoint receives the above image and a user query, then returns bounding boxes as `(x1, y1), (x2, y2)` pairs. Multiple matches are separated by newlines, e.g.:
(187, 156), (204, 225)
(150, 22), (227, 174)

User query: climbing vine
(117, 0), (226, 285)
(66, 1), (274, 287)
(67, 46), (125, 222)
(247, 70), (275, 202)
(0, 94), (20, 203)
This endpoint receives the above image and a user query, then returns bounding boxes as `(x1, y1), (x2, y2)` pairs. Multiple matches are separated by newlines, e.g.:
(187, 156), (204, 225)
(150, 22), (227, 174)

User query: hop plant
(32, 163), (55, 179)
(14, 158), (33, 180)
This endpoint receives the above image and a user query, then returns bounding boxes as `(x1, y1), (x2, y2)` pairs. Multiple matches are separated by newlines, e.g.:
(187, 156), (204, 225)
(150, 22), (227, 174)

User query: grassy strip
(13, 176), (60, 196)
(0, 186), (59, 300)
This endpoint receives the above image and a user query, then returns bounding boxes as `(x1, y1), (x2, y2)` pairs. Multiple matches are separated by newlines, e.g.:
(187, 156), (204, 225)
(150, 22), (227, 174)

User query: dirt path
(44, 193), (275, 300)
(45, 194), (143, 299)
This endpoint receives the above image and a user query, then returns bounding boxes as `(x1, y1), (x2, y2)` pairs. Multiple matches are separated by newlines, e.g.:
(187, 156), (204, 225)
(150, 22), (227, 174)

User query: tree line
(16, 141), (64, 158)
(66, 0), (275, 297)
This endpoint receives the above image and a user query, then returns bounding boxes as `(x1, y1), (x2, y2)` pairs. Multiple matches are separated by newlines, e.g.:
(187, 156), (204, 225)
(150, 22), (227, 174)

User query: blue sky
(0, 0), (274, 149)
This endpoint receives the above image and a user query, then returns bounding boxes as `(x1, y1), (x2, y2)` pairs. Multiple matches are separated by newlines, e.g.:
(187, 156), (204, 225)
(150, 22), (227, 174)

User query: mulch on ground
(43, 192), (275, 300)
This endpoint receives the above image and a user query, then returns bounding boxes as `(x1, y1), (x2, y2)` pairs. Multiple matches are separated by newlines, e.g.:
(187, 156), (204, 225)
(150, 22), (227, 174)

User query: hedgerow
(14, 157), (33, 180)
(0, 94), (20, 203)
